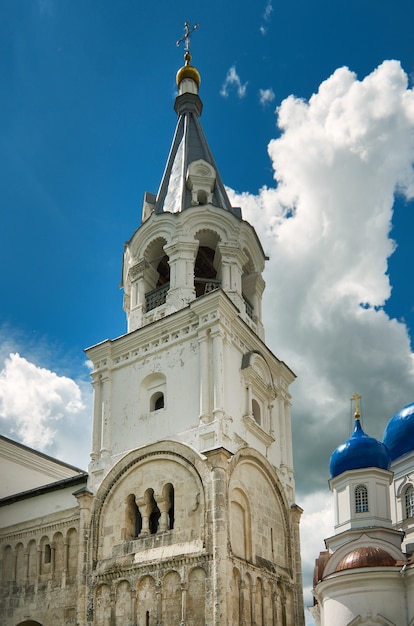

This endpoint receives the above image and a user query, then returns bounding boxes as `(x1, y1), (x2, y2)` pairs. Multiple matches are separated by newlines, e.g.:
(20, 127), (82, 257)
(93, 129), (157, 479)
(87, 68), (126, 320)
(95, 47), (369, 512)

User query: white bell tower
(84, 29), (305, 625)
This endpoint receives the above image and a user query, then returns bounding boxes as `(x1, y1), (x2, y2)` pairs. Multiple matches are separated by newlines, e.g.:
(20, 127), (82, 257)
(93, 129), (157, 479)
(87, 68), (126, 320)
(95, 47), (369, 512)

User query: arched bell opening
(144, 238), (170, 311)
(194, 230), (221, 298)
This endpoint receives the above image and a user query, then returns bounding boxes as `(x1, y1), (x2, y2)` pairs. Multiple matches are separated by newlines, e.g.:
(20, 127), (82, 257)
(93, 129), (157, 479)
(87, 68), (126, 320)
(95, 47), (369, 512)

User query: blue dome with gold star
(382, 402), (414, 462)
(330, 417), (391, 479)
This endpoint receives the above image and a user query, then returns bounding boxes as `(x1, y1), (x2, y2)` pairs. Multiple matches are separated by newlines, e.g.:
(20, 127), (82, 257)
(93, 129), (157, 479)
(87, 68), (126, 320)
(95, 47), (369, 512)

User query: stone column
(74, 487), (94, 626)
(165, 238), (198, 309)
(180, 582), (187, 625)
(204, 448), (232, 625)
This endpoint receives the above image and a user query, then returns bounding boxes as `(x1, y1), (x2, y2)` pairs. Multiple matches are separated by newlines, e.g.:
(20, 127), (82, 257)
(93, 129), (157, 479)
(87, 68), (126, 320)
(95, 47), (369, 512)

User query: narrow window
(252, 399), (261, 425)
(44, 543), (51, 564)
(355, 484), (368, 513)
(164, 483), (175, 529)
(405, 485), (414, 519)
(147, 490), (160, 534)
(126, 494), (142, 538)
(150, 391), (164, 411)
(146, 611), (150, 626)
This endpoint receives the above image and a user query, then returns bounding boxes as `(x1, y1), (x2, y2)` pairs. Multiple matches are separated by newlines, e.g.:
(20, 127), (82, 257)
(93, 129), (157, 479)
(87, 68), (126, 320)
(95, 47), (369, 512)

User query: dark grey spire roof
(154, 90), (239, 217)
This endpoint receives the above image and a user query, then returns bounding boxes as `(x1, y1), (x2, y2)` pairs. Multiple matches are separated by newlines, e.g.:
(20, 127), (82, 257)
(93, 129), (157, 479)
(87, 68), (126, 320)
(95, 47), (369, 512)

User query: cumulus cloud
(0, 351), (91, 468)
(227, 60), (414, 615)
(259, 87), (275, 106)
(220, 66), (248, 99)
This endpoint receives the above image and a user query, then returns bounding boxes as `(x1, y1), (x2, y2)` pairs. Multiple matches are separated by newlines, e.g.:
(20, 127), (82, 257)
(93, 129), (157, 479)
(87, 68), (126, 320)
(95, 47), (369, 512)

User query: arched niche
(229, 487), (252, 561)
(140, 372), (167, 415)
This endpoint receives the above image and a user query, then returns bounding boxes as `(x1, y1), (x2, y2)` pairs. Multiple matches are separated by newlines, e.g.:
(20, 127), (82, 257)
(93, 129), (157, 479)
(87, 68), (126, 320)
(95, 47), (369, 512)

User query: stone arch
(230, 487), (252, 560)
(94, 583), (112, 626)
(2, 544), (13, 583)
(15, 542), (25, 581)
(187, 567), (206, 625)
(255, 577), (264, 626)
(27, 539), (37, 582)
(39, 535), (51, 575)
(52, 531), (64, 574)
(136, 575), (157, 625)
(162, 570), (181, 623)
(231, 567), (241, 624)
(144, 487), (161, 535)
(115, 579), (132, 624)
(16, 622), (44, 626)
(228, 450), (292, 569)
(243, 572), (253, 625)
(162, 482), (174, 530)
(66, 527), (78, 577)
(91, 441), (206, 562)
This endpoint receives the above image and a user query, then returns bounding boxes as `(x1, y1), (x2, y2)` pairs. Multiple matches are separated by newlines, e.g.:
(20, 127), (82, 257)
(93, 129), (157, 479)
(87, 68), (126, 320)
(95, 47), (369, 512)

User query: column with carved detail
(180, 582), (187, 625)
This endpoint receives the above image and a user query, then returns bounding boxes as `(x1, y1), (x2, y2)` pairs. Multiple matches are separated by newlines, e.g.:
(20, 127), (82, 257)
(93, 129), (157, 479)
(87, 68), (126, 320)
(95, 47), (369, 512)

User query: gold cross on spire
(176, 21), (199, 54)
(350, 393), (362, 419)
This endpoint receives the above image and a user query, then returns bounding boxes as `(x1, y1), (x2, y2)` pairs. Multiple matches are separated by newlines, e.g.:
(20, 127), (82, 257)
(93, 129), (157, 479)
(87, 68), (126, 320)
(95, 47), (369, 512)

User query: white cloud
(220, 66), (248, 99)
(227, 60), (414, 619)
(259, 87), (275, 106)
(260, 0), (273, 35)
(0, 352), (91, 469)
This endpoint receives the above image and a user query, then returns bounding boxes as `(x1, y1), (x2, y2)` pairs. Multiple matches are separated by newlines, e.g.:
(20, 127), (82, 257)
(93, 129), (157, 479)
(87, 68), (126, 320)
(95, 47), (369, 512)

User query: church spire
(152, 23), (236, 216)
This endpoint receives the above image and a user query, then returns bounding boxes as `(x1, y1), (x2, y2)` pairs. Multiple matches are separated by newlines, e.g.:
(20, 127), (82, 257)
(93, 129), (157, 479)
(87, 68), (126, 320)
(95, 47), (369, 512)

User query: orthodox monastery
(311, 398), (414, 626)
(0, 41), (305, 626)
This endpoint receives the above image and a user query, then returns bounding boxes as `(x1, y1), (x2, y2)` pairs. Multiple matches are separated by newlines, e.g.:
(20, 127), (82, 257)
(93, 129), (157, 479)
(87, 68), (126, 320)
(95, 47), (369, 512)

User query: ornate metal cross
(176, 21), (199, 53)
(350, 393), (362, 416)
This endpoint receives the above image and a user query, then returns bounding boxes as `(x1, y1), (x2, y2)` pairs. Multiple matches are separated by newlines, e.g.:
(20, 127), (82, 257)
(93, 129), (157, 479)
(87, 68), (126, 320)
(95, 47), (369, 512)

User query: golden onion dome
(176, 52), (201, 88)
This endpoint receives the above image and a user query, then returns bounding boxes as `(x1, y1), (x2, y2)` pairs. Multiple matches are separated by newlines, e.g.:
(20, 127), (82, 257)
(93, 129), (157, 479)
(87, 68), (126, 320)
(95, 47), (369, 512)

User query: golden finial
(176, 22), (201, 89)
(350, 393), (362, 420)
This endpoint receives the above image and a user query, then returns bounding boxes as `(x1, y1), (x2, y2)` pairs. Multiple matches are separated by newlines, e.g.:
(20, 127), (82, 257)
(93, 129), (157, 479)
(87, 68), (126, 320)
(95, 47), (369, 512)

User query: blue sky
(1, 2), (414, 622)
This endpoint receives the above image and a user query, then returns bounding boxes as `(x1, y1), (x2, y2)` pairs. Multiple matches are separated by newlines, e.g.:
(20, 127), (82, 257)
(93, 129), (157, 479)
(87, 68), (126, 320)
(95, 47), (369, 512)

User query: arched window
(355, 484), (369, 513)
(405, 484), (414, 519)
(144, 488), (161, 535)
(163, 483), (175, 530)
(44, 543), (51, 564)
(252, 399), (261, 425)
(151, 391), (164, 411)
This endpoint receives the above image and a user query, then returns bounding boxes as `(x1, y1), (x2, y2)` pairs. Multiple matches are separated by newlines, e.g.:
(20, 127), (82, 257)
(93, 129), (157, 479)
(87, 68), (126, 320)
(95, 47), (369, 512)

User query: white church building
(311, 397), (414, 626)
(0, 44), (305, 626)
